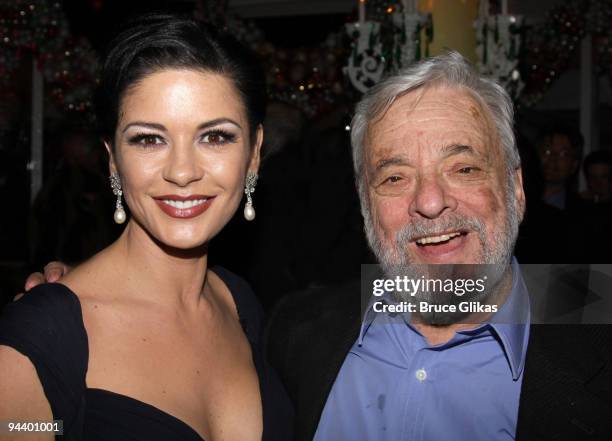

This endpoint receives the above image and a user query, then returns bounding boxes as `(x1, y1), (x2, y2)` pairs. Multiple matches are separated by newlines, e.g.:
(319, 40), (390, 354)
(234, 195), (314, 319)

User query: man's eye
(383, 176), (402, 184)
(201, 130), (235, 145)
(457, 166), (479, 174)
(129, 134), (165, 146)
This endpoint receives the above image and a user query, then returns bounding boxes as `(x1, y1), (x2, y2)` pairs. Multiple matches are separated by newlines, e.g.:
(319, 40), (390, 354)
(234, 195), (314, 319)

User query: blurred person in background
(514, 133), (584, 262)
(579, 150), (612, 261)
(581, 150), (612, 205)
(536, 123), (583, 211)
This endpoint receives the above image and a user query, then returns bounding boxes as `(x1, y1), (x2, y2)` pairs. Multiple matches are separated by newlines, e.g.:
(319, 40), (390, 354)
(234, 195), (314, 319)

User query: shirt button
(415, 369), (427, 382)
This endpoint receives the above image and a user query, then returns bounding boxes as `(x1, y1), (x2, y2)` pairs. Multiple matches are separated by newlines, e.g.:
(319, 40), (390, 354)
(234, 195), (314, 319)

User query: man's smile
(409, 230), (472, 262)
(414, 231), (465, 245)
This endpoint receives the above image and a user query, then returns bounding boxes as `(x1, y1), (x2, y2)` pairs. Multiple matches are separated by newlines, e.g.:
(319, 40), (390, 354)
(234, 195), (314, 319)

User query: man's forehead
(365, 85), (496, 157)
(370, 86), (487, 129)
(549, 134), (573, 149)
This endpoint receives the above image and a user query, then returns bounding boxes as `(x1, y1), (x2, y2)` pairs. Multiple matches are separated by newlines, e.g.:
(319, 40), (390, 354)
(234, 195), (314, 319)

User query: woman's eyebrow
(122, 118), (243, 134)
(122, 122), (166, 133)
(197, 118), (242, 131)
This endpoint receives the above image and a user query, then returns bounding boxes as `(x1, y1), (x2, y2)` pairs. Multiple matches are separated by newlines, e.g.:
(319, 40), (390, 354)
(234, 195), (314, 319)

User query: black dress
(0, 267), (293, 441)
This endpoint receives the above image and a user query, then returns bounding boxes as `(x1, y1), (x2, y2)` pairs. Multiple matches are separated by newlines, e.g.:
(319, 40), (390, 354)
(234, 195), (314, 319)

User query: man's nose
(163, 144), (204, 187)
(409, 174), (457, 219)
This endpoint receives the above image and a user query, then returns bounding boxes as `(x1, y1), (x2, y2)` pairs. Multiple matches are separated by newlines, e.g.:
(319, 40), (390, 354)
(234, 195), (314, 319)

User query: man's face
(538, 134), (578, 185)
(363, 85), (525, 269)
(586, 163), (612, 200)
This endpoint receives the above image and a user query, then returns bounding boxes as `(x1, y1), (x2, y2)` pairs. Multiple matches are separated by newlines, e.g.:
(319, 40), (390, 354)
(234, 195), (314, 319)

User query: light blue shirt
(314, 260), (531, 441)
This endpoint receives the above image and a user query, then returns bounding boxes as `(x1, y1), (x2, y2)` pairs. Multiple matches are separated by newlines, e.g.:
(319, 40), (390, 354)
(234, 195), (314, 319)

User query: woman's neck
(106, 221), (210, 311)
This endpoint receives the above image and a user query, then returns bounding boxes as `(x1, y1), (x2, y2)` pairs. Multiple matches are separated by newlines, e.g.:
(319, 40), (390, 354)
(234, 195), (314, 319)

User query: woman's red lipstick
(153, 195), (215, 219)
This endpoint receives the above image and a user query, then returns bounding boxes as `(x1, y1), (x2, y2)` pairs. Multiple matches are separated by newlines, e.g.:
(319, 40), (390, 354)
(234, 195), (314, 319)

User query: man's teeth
(416, 232), (462, 245)
(162, 199), (207, 209)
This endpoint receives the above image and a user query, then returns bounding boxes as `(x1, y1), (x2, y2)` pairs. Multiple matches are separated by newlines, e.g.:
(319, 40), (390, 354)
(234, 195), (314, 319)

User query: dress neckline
(87, 388), (205, 441)
(51, 265), (259, 441)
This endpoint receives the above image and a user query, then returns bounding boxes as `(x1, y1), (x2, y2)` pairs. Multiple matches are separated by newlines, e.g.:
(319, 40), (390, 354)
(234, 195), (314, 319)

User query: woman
(0, 14), (292, 441)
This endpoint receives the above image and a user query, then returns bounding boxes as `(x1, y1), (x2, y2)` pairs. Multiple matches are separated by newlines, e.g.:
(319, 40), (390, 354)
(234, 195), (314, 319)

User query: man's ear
(514, 166), (526, 222)
(248, 124), (263, 174)
(104, 140), (117, 176)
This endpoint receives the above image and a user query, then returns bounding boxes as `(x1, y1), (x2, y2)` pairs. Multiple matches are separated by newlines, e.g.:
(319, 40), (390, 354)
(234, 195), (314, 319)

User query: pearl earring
(110, 173), (126, 224)
(243, 171), (258, 221)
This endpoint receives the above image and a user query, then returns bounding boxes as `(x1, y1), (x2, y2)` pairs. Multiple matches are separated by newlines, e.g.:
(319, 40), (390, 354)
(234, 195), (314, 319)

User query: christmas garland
(519, 0), (612, 107)
(475, 14), (524, 100)
(196, 0), (351, 117)
(0, 0), (99, 115)
(1, 0), (609, 118)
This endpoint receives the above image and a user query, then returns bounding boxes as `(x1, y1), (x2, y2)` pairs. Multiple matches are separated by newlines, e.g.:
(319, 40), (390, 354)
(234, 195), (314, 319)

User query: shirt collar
(487, 257), (531, 380)
(358, 258), (531, 380)
(358, 294), (383, 346)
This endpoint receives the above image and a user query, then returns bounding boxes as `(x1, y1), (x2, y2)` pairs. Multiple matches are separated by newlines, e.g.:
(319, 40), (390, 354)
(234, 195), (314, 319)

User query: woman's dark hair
(95, 13), (266, 146)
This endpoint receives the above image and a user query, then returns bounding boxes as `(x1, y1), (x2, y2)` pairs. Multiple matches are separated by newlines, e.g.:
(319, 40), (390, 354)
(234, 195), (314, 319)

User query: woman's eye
(129, 134), (165, 147)
(201, 130), (235, 145)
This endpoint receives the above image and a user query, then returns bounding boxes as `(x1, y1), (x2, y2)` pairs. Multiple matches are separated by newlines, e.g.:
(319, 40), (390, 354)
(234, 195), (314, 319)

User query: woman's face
(108, 69), (261, 250)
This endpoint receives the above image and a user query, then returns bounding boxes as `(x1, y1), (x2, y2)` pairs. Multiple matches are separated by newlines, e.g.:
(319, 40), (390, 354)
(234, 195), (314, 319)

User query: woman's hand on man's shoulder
(15, 262), (72, 301)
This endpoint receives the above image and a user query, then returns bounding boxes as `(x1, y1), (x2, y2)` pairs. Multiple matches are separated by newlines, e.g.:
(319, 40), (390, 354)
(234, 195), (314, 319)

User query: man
(536, 124), (583, 211)
(266, 52), (612, 441)
(22, 53), (612, 440)
(582, 150), (612, 205)
(578, 150), (612, 262)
